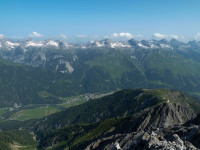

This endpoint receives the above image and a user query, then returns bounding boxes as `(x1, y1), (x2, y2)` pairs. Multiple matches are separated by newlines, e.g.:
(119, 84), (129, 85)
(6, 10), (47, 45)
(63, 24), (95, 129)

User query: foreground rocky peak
(86, 130), (199, 150)
(85, 103), (198, 150)
(136, 102), (196, 131)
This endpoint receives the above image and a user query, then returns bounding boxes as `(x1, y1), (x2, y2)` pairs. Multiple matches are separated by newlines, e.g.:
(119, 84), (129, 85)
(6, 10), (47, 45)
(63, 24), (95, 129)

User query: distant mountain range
(0, 38), (200, 74)
(1, 38), (200, 50)
(0, 38), (200, 106)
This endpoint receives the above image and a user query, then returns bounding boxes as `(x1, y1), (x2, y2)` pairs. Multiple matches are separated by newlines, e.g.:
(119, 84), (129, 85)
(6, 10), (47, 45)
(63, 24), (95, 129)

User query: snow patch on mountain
(160, 44), (171, 48)
(63, 42), (73, 48)
(5, 41), (19, 49)
(138, 43), (148, 49)
(110, 42), (131, 48)
(25, 41), (44, 47)
(45, 40), (59, 47)
(95, 41), (104, 47)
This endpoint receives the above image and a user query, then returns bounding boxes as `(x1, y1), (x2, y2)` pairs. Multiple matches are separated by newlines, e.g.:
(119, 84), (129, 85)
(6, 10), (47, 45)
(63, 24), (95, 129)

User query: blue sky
(1, 0), (200, 42)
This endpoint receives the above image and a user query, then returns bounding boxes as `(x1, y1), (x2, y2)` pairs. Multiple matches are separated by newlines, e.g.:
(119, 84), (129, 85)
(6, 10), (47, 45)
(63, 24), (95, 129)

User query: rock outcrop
(85, 130), (199, 150)
(135, 102), (196, 131)
(85, 103), (199, 150)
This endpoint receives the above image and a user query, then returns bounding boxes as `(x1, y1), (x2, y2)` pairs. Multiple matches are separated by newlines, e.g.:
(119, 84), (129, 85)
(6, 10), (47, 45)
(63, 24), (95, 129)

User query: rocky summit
(85, 103), (199, 150)
(134, 102), (196, 131)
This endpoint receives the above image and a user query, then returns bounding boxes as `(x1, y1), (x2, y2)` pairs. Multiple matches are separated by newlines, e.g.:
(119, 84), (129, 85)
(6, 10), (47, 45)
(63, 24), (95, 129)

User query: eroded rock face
(135, 103), (196, 131)
(85, 130), (199, 150)
(84, 103), (199, 150)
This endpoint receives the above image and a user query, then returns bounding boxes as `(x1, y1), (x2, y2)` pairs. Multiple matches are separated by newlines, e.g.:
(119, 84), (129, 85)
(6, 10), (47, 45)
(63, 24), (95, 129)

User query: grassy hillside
(9, 105), (61, 121)
(0, 130), (37, 150)
(141, 50), (200, 91)
(32, 89), (200, 131)
(76, 48), (200, 94)
(86, 50), (137, 80)
(0, 58), (87, 107)
(85, 50), (147, 89)
(37, 117), (129, 150)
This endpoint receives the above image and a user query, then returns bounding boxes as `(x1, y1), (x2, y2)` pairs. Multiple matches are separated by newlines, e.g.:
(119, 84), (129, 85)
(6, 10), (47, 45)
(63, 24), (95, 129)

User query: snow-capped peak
(110, 41), (131, 48)
(44, 40), (59, 47)
(25, 41), (44, 47)
(86, 39), (130, 48)
(138, 42), (148, 49)
(63, 42), (73, 48)
(5, 41), (20, 49)
(0, 38), (193, 51)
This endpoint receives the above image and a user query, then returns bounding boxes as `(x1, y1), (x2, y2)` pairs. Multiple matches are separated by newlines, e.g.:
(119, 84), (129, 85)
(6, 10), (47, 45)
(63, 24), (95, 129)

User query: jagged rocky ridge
(85, 103), (199, 150)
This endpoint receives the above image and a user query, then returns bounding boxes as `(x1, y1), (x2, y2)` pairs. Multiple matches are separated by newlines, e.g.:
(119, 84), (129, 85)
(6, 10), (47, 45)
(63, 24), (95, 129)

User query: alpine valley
(1, 38), (200, 149)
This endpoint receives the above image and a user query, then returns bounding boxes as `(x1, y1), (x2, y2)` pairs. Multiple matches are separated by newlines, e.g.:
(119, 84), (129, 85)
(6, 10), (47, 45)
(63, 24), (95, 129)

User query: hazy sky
(1, 0), (200, 42)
